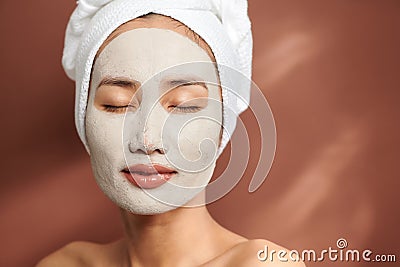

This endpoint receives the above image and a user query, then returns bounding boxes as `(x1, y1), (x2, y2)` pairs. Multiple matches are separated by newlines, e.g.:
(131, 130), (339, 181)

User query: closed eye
(103, 104), (135, 113)
(169, 105), (202, 113)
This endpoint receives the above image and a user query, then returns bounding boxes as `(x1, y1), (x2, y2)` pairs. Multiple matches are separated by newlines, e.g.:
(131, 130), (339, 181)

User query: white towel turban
(62, 0), (253, 155)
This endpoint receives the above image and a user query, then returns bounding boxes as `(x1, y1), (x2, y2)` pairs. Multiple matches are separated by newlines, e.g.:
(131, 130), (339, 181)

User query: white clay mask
(85, 28), (222, 214)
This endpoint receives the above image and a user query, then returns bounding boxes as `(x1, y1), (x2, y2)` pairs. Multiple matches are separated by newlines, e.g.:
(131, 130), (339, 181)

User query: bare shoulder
(35, 241), (92, 267)
(206, 239), (306, 267)
(36, 241), (118, 267)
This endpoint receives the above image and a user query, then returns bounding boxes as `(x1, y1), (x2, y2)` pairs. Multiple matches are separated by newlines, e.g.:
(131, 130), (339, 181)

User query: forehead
(94, 28), (216, 84)
(97, 14), (215, 62)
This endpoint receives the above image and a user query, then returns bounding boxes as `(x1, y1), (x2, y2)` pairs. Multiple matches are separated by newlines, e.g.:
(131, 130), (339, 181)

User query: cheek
(175, 93), (222, 163)
(177, 118), (221, 162)
(85, 106), (125, 162)
(166, 118), (220, 188)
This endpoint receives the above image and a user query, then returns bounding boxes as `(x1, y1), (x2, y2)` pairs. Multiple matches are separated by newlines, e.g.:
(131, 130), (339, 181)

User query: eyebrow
(97, 77), (140, 90)
(166, 79), (208, 90)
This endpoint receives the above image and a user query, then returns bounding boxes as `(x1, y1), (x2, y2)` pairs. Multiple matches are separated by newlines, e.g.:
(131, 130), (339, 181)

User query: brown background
(1, 0), (399, 266)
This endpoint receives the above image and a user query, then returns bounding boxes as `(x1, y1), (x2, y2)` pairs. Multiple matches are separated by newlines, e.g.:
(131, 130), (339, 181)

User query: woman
(38, 1), (304, 266)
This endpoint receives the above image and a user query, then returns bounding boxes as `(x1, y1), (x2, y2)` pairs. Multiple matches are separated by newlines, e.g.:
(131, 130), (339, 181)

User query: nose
(127, 104), (166, 155)
(128, 132), (165, 155)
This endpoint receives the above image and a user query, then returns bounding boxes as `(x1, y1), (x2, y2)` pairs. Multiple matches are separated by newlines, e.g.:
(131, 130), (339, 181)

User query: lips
(121, 164), (177, 189)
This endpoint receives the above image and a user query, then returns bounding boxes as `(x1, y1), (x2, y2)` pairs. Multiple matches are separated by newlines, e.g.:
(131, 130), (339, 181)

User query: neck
(119, 193), (244, 267)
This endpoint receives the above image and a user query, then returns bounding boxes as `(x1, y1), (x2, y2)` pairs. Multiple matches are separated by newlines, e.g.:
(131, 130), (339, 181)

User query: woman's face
(85, 26), (222, 214)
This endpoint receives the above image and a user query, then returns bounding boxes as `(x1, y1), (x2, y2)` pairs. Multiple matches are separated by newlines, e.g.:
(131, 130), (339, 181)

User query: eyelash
(102, 105), (202, 113)
(103, 105), (130, 113)
(170, 106), (202, 113)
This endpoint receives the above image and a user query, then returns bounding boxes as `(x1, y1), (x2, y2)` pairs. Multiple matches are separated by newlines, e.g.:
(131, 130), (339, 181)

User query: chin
(94, 174), (202, 215)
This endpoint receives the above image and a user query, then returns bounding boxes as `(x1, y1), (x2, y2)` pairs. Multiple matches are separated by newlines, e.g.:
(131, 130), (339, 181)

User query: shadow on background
(0, 1), (399, 266)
